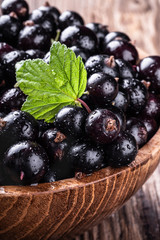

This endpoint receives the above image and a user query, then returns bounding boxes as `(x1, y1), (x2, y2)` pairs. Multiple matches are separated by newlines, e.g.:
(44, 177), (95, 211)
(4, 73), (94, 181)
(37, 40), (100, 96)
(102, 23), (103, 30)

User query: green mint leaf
(16, 42), (87, 122)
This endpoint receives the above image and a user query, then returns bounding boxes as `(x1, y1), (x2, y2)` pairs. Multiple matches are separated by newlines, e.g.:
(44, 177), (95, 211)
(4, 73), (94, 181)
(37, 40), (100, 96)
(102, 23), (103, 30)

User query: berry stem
(77, 98), (91, 113)
(54, 29), (61, 42)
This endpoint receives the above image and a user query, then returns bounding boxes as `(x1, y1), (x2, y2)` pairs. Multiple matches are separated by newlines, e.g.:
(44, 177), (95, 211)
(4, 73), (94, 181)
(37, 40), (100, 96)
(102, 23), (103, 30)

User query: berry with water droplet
(85, 109), (120, 144)
(3, 140), (49, 185)
(105, 131), (138, 167)
(68, 140), (104, 174)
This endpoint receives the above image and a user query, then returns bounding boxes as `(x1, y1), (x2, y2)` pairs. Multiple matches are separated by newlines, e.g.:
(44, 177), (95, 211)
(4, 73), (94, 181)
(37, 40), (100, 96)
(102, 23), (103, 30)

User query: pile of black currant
(0, 0), (160, 186)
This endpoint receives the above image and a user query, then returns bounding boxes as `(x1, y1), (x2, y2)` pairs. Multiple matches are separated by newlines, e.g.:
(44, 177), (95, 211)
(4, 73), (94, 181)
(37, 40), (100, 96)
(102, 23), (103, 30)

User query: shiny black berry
(126, 117), (148, 147)
(137, 56), (160, 94)
(137, 116), (158, 141)
(0, 42), (14, 60)
(40, 128), (69, 164)
(106, 105), (126, 131)
(0, 87), (26, 113)
(60, 25), (98, 55)
(85, 23), (109, 51)
(103, 31), (130, 45)
(54, 105), (88, 138)
(0, 110), (39, 158)
(127, 79), (149, 115)
(37, 120), (54, 139)
(0, 13), (23, 47)
(28, 8), (58, 38)
(87, 72), (119, 106)
(1, 50), (29, 88)
(59, 10), (84, 30)
(112, 90), (130, 112)
(85, 55), (119, 78)
(68, 141), (104, 174)
(18, 24), (51, 52)
(3, 140), (49, 185)
(141, 93), (160, 121)
(103, 40), (139, 65)
(105, 131), (138, 167)
(1, 0), (29, 21)
(25, 49), (45, 59)
(115, 58), (136, 79)
(85, 109), (120, 144)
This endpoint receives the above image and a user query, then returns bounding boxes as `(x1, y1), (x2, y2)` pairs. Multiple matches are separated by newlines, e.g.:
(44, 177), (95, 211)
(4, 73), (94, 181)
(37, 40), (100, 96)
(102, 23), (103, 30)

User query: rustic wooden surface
(0, 1), (160, 239)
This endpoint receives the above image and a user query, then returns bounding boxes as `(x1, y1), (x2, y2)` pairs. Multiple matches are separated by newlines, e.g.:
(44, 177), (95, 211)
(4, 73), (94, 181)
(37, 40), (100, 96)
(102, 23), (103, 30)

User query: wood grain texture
(0, 127), (160, 240)
(73, 164), (160, 240)
(27, 0), (160, 55)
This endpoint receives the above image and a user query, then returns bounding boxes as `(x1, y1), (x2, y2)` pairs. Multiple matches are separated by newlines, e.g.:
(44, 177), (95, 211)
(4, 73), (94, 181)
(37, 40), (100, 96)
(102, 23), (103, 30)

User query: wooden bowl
(0, 49), (160, 240)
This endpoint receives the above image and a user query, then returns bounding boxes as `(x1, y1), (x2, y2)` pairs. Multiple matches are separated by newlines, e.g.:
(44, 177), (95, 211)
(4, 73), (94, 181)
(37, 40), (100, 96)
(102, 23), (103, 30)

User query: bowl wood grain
(0, 49), (160, 240)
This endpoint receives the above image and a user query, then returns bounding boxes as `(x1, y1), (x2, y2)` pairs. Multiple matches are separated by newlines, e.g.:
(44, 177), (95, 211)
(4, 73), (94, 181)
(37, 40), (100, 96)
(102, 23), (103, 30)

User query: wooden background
(2, 0), (160, 239)
(27, 0), (160, 239)
(27, 0), (160, 55)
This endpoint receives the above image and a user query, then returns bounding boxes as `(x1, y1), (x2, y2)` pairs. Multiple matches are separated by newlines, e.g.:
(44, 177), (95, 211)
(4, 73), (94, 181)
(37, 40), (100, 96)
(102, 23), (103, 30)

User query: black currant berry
(137, 116), (158, 141)
(0, 42), (14, 60)
(28, 8), (58, 38)
(103, 31), (130, 45)
(18, 24), (51, 52)
(85, 55), (119, 78)
(137, 56), (160, 94)
(1, 50), (29, 88)
(85, 109), (120, 144)
(37, 120), (54, 139)
(59, 10), (84, 30)
(87, 72), (119, 106)
(141, 93), (160, 121)
(1, 0), (29, 21)
(60, 25), (98, 55)
(115, 58), (136, 79)
(106, 105), (126, 131)
(25, 49), (45, 59)
(85, 23), (109, 51)
(127, 79), (149, 115)
(38, 1), (60, 26)
(54, 105), (88, 138)
(68, 141), (104, 174)
(105, 131), (138, 167)
(126, 117), (148, 147)
(0, 13), (23, 47)
(40, 128), (69, 163)
(118, 77), (136, 92)
(112, 90), (130, 112)
(43, 157), (74, 182)
(3, 140), (49, 185)
(0, 110), (39, 158)
(0, 87), (26, 113)
(103, 40), (139, 65)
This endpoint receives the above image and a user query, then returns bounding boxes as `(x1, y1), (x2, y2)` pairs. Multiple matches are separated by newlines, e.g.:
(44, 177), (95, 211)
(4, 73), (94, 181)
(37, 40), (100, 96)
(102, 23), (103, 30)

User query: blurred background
(27, 0), (160, 55)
